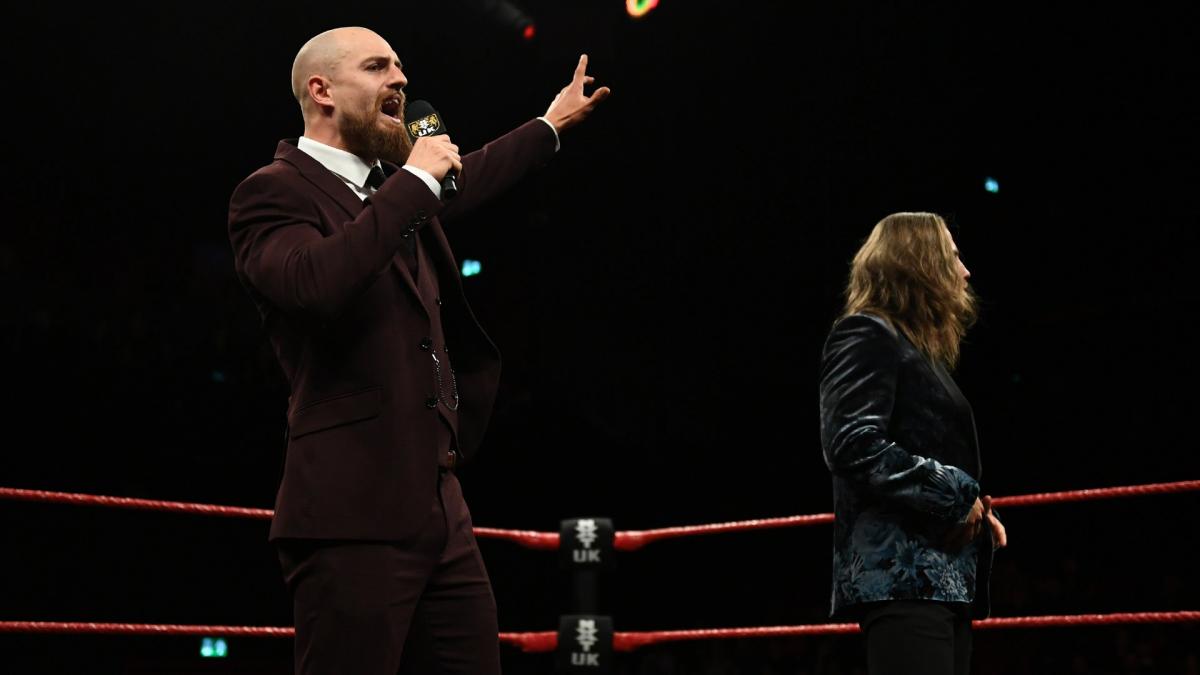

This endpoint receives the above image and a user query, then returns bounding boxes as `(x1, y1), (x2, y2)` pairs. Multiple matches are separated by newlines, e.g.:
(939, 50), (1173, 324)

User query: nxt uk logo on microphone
(560, 518), (614, 569)
(557, 615), (613, 673)
(407, 113), (443, 138)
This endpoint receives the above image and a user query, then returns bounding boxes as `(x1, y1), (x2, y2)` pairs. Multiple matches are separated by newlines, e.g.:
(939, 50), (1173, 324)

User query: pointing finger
(573, 54), (588, 85)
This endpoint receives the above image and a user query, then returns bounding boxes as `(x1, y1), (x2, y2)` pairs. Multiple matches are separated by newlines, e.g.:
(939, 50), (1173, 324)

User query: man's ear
(308, 75), (334, 109)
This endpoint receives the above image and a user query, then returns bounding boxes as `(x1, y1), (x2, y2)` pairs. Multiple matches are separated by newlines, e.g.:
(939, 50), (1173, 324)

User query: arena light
(984, 177), (1000, 194)
(462, 259), (483, 277)
(626, 0), (660, 19)
(200, 637), (228, 658)
(472, 0), (536, 40)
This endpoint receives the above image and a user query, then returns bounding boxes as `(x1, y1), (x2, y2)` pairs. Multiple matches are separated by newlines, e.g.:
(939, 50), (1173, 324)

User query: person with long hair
(819, 212), (1007, 675)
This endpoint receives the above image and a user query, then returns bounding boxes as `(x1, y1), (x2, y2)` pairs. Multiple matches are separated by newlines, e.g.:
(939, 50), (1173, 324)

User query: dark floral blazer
(819, 313), (993, 619)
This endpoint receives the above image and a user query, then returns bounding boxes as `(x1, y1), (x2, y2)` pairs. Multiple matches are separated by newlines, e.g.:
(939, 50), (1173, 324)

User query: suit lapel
(375, 161), (426, 307)
(930, 359), (968, 411)
(274, 140), (364, 220)
(276, 142), (429, 310)
(930, 359), (982, 477)
(891, 320), (983, 477)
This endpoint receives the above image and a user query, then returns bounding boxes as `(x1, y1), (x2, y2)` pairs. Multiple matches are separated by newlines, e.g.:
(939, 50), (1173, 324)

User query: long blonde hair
(842, 212), (978, 367)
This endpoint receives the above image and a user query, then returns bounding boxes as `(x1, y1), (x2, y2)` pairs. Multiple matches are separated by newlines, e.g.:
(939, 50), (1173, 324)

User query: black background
(3, 2), (1198, 673)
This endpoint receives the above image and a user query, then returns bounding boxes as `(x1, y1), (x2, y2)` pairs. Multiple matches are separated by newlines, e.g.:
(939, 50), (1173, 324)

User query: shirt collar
(296, 136), (381, 189)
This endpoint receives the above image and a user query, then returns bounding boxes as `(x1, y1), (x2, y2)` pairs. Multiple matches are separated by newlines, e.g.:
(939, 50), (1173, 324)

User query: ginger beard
(340, 92), (413, 164)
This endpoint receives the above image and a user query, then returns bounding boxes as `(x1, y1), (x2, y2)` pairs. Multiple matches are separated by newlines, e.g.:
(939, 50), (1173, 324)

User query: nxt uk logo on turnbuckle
(560, 517), (613, 568)
(575, 519), (600, 563)
(557, 615), (613, 672)
(573, 618), (599, 666)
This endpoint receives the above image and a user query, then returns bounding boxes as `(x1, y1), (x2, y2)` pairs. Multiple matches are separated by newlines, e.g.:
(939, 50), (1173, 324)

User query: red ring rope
(0, 487), (272, 520)
(4, 481), (1195, 662)
(0, 622), (291, 637)
(4, 612), (1196, 652)
(3, 480), (1197, 551)
(613, 479), (1200, 550)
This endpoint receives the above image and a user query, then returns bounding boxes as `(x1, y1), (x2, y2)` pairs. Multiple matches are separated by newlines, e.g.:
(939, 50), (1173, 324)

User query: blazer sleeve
(438, 118), (557, 223)
(819, 314), (980, 523)
(228, 167), (441, 321)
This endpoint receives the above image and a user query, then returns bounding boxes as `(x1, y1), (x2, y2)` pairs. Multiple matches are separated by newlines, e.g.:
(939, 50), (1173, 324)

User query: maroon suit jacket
(228, 119), (556, 541)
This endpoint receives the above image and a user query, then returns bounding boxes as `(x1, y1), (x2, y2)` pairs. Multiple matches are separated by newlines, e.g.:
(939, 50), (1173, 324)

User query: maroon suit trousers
(276, 471), (499, 675)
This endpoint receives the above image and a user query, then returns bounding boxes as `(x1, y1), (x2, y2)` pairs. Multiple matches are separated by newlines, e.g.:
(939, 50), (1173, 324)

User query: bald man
(228, 27), (609, 675)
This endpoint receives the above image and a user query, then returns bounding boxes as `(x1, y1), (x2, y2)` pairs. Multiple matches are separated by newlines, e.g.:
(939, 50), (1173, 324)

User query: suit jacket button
(420, 337), (433, 351)
(425, 397), (438, 409)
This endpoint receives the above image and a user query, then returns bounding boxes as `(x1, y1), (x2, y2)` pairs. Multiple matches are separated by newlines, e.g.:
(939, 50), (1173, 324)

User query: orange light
(626, 0), (659, 18)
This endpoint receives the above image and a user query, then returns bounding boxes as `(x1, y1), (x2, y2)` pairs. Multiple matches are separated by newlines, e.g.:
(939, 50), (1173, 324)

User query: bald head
(291, 27), (383, 110)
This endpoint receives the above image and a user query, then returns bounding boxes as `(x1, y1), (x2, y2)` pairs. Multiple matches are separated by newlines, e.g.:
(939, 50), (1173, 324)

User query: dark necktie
(366, 165), (386, 190)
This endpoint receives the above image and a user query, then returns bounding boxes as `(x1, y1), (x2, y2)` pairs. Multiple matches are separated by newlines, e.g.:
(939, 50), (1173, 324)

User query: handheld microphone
(404, 99), (458, 200)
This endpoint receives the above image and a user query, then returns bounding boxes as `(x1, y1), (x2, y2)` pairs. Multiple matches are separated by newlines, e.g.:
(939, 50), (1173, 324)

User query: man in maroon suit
(227, 26), (609, 675)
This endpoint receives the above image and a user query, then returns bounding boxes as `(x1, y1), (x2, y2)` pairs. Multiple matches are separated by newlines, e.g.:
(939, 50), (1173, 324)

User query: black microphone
(403, 99), (458, 200)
